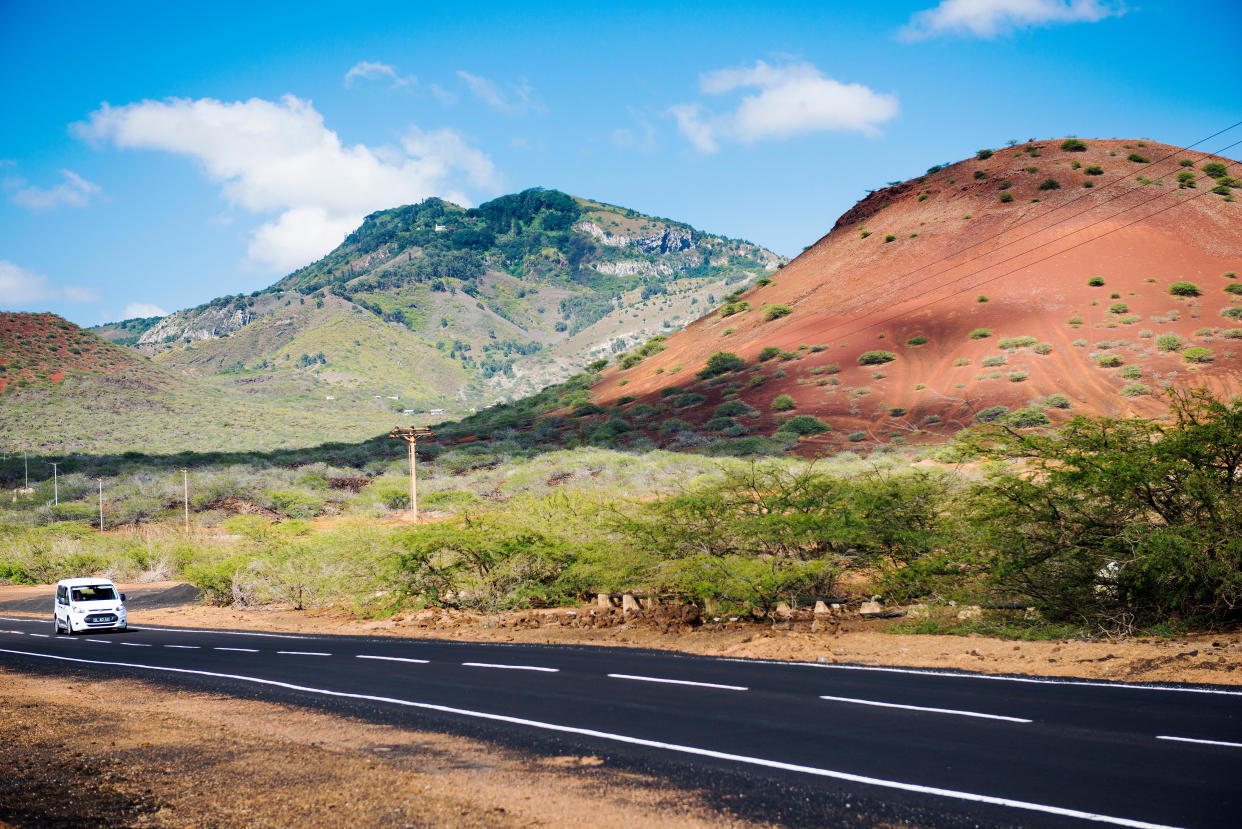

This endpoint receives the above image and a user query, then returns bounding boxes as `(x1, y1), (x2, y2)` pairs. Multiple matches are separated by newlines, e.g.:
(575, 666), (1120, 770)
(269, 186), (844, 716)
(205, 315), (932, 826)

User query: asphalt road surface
(2, 614), (1239, 828)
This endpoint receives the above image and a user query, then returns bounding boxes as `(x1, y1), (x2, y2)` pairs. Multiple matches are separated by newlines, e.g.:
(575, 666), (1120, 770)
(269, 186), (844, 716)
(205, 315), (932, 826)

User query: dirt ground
(2, 581), (1239, 686)
(0, 669), (783, 829)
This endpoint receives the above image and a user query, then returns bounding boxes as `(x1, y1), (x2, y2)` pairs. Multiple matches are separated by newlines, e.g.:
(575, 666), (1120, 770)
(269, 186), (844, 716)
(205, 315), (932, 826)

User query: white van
(53, 577), (127, 634)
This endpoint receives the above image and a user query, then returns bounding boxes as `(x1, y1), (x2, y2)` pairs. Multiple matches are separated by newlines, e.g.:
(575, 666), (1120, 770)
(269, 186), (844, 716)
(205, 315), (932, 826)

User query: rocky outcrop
(574, 222), (696, 254)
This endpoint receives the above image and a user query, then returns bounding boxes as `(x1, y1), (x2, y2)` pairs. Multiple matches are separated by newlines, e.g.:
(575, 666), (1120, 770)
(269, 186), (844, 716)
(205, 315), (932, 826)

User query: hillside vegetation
(106, 189), (782, 412)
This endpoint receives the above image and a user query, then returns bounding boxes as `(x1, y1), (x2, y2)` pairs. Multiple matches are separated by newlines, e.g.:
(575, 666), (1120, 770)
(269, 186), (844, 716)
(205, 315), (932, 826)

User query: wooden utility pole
(388, 426), (435, 523)
(48, 462), (59, 506)
(98, 478), (104, 532)
(182, 468), (190, 533)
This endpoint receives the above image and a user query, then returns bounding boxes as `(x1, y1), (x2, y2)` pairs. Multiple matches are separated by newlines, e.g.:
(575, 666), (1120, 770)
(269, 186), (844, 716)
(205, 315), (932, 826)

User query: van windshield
(70, 585), (117, 602)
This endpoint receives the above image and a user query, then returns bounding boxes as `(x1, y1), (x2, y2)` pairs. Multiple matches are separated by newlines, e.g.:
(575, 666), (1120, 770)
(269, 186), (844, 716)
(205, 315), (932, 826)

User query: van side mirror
(120, 594), (126, 602)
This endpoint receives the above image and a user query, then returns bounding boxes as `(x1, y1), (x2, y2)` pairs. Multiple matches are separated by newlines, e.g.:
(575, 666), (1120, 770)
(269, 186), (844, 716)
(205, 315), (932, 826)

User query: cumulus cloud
(900, 0), (1123, 40)
(10, 169), (102, 210)
(669, 61), (897, 153)
(457, 71), (540, 114)
(73, 95), (500, 272)
(344, 61), (416, 88)
(0, 261), (99, 307)
(119, 302), (167, 319)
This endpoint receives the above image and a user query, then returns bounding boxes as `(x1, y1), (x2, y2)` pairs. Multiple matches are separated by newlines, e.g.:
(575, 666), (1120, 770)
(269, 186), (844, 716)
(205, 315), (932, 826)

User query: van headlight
(71, 607), (84, 614)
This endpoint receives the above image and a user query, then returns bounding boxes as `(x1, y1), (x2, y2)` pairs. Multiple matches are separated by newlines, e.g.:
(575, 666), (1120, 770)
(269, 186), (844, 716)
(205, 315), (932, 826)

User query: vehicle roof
(56, 577), (117, 587)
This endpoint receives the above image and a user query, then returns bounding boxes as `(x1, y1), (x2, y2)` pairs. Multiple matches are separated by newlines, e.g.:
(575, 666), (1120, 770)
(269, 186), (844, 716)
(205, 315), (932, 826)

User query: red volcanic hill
(590, 138), (1241, 447)
(0, 313), (168, 393)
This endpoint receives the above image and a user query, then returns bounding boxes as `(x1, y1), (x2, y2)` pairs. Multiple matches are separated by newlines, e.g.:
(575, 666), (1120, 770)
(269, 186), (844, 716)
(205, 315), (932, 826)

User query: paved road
(2, 614), (1239, 828)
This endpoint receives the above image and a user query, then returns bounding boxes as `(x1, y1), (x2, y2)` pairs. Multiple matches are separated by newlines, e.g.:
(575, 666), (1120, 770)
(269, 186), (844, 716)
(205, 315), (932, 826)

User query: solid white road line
(165, 645), (199, 649)
(357, 655), (430, 664)
(214, 647), (259, 653)
(462, 662), (559, 672)
(608, 673), (748, 691)
(719, 657), (1242, 697)
(819, 694), (1031, 723)
(0, 647), (1184, 829)
(277, 651), (331, 656)
(1157, 735), (1242, 749)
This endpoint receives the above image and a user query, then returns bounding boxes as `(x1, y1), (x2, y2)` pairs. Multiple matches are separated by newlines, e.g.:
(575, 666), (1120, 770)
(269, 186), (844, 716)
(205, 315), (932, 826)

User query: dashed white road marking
(462, 662), (558, 673)
(27, 633), (48, 638)
(165, 645), (199, 649)
(215, 647), (259, 653)
(358, 655), (430, 664)
(608, 673), (748, 691)
(819, 694), (1031, 723)
(121, 642), (151, 647)
(8, 630), (25, 635)
(1157, 735), (1242, 749)
(719, 657), (1242, 697)
(278, 651), (331, 656)
(0, 647), (1184, 829)
(85, 638), (112, 643)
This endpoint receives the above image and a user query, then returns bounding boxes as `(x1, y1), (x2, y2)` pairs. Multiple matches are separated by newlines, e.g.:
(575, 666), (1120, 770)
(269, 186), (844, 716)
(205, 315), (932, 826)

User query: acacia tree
(963, 389), (1242, 630)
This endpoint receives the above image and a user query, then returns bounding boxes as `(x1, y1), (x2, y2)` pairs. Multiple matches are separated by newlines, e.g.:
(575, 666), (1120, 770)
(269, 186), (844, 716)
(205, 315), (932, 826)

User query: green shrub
(859, 230), (871, 238)
(998, 336), (1037, 350)
(857, 350), (896, 365)
(758, 346), (782, 362)
(573, 401), (603, 415)
(268, 490), (325, 520)
(1060, 139), (1088, 152)
(1108, 302), (1129, 315)
(981, 355), (1006, 367)
(697, 351), (747, 378)
(1182, 347), (1214, 363)
(770, 394), (796, 411)
(715, 400), (758, 418)
(1033, 342), (1053, 355)
(705, 416), (739, 432)
(976, 149), (993, 159)
(1224, 283), (1242, 296)
(371, 479), (411, 510)
(779, 415), (831, 435)
(1121, 384), (1152, 397)
(975, 405), (1009, 423)
(763, 304), (793, 321)
(674, 393), (706, 408)
(847, 431), (866, 441)
(1004, 408), (1049, 427)
(1120, 365), (1143, 380)
(1038, 178), (1061, 191)
(1168, 281), (1201, 297)
(973, 170), (988, 180)
(968, 328), (993, 339)
(884, 234), (896, 243)
(1097, 355), (1123, 367)
(1127, 153), (1150, 163)
(905, 335), (928, 346)
(1041, 394), (1071, 409)
(998, 193), (1014, 203)
(1156, 334), (1183, 352)
(1221, 307), (1242, 320)
(658, 386), (685, 398)
(976, 295), (989, 303)
(1202, 162), (1228, 178)
(658, 418), (693, 434)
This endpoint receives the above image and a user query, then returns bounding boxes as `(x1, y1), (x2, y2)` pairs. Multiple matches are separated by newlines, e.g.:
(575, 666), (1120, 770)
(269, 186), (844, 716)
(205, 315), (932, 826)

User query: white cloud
(73, 95), (500, 272)
(900, 0), (1122, 40)
(344, 61), (415, 88)
(457, 71), (540, 114)
(0, 261), (100, 307)
(10, 169), (102, 210)
(119, 302), (167, 319)
(669, 61), (897, 154)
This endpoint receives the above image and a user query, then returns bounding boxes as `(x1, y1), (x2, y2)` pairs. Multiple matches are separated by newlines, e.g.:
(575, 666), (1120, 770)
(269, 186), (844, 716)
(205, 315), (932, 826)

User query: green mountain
(107, 190), (783, 413)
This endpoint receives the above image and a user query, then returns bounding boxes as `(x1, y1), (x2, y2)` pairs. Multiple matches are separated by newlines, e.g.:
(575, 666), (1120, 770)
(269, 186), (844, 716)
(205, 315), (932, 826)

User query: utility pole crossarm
(388, 427), (435, 524)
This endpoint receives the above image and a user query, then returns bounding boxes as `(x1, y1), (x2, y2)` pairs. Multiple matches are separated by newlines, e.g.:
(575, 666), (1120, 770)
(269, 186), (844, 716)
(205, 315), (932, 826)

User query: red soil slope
(592, 139), (1242, 446)
(0, 313), (166, 393)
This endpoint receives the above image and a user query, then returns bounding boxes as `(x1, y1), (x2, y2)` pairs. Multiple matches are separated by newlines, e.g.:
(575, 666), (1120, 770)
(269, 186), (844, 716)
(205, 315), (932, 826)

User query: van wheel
(53, 617), (61, 635)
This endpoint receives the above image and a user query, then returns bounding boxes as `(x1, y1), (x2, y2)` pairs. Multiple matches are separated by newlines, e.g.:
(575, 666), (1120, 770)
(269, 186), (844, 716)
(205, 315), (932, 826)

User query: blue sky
(2, 0), (1239, 326)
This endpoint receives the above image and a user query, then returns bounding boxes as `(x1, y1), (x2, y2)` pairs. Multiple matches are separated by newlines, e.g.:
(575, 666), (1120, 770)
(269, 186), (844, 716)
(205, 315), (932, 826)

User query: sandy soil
(4, 581), (1238, 686)
(0, 669), (777, 829)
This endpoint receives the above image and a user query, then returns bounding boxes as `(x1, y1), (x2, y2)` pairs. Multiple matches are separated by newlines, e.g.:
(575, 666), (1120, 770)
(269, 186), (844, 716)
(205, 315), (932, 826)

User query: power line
(798, 134), (1242, 333)
(829, 123), (1242, 310)
(811, 158), (1239, 348)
